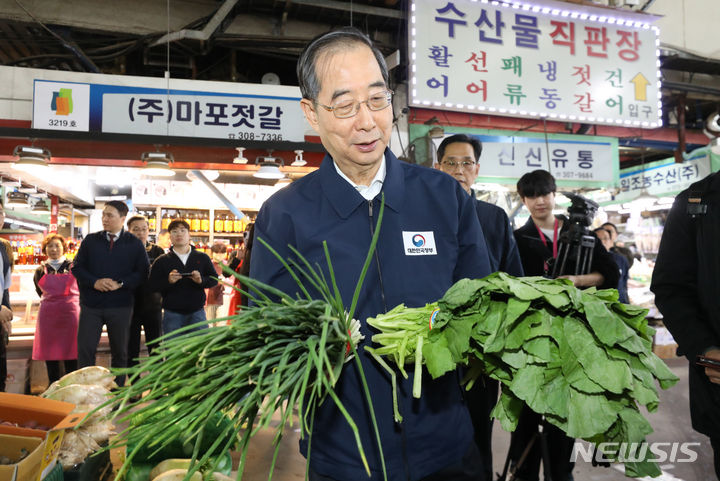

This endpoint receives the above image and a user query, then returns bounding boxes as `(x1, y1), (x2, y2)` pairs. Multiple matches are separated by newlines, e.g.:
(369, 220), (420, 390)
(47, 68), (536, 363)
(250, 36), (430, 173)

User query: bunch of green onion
(96, 201), (388, 481)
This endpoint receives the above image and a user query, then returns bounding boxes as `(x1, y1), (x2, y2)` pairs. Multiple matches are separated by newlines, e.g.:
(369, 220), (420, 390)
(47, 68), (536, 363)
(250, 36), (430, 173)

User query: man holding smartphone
(149, 219), (217, 337)
(651, 170), (720, 479)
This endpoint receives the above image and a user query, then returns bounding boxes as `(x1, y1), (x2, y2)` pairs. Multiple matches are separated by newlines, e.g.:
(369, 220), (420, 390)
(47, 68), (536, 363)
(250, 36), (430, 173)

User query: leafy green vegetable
(366, 272), (679, 478)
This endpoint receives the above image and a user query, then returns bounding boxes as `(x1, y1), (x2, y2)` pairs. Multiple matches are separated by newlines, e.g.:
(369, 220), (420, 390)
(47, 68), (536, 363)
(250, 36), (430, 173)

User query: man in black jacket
(510, 170), (619, 481)
(126, 214), (165, 366)
(651, 171), (720, 479)
(149, 219), (217, 337)
(72, 200), (149, 385)
(435, 133), (524, 481)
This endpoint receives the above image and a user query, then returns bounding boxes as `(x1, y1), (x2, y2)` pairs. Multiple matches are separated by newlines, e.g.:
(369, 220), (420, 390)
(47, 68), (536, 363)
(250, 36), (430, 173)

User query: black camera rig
(548, 193), (599, 278)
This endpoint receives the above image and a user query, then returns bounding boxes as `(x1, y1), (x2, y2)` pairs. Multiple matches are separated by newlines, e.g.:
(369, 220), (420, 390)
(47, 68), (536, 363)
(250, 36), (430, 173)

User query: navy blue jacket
(473, 195), (524, 276)
(148, 247), (218, 313)
(71, 230), (149, 308)
(251, 149), (493, 481)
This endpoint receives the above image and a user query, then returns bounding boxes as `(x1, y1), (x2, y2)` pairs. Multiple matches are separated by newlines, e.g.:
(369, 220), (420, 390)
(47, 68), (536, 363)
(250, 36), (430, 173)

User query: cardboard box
(0, 393), (83, 481)
(652, 326), (679, 359)
(0, 434), (43, 481)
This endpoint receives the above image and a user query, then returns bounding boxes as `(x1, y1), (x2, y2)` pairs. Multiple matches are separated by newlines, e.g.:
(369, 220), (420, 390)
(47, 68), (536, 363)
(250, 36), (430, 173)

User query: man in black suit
(72, 201), (149, 385)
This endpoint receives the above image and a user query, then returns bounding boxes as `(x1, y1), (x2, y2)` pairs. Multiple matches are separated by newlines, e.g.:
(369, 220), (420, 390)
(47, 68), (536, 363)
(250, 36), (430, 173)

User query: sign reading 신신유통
(409, 0), (661, 128)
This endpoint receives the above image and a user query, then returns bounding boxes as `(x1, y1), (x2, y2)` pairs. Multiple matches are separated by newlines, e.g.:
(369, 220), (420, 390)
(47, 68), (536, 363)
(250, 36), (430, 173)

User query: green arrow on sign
(630, 73), (650, 101)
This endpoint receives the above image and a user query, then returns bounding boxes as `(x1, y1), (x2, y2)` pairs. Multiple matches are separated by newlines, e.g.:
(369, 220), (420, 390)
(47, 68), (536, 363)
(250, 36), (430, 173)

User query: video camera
(565, 192), (599, 228)
(547, 192), (599, 278)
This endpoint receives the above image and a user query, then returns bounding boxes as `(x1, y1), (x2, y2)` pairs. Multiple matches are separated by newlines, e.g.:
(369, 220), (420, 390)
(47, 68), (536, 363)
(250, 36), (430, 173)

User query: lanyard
(535, 218), (559, 259)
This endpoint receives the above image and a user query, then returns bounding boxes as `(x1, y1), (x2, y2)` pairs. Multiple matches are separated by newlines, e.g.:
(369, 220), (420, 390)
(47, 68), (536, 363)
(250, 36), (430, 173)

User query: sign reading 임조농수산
(409, 0), (661, 128)
(614, 148), (713, 201)
(410, 124), (618, 187)
(32, 79), (307, 142)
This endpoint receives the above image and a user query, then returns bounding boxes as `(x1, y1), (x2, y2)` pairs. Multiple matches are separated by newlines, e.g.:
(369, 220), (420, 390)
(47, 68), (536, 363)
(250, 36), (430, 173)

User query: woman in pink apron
(32, 234), (79, 384)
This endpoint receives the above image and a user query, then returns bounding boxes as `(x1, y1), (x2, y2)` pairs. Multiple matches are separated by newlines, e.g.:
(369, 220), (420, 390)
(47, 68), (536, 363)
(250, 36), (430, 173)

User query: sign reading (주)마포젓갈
(409, 0), (661, 128)
(32, 79), (306, 142)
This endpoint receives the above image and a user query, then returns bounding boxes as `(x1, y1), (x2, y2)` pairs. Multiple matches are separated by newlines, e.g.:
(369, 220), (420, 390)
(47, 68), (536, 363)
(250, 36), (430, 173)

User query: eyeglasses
(317, 89), (393, 119)
(440, 159), (477, 170)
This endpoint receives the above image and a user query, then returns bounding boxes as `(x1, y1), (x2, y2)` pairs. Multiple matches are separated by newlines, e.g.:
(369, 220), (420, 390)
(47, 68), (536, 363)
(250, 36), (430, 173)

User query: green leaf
(637, 352), (679, 389)
(581, 295), (635, 347)
(440, 278), (486, 311)
(491, 390), (524, 432)
(422, 334), (456, 379)
(563, 317), (634, 394)
(504, 275), (547, 301)
(566, 387), (618, 438)
(522, 336), (554, 363)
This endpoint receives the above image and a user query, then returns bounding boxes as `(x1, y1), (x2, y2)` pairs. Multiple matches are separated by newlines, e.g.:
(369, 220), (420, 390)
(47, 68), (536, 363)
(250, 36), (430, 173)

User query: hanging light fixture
(13, 145), (50, 174)
(31, 198), (50, 214)
(254, 156), (285, 179)
(142, 151), (175, 177)
(6, 191), (29, 206)
(233, 147), (249, 164)
(291, 150), (307, 166)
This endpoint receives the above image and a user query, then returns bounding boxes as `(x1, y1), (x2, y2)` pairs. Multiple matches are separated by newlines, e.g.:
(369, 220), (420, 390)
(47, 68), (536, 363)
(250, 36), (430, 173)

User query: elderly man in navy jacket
(72, 200), (148, 385)
(251, 27), (493, 481)
(435, 133), (524, 481)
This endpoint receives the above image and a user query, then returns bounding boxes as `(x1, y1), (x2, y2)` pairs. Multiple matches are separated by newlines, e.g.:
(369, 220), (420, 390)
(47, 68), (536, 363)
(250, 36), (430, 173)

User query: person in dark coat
(72, 200), (149, 386)
(435, 133), (524, 481)
(149, 219), (218, 337)
(510, 170), (619, 481)
(594, 227), (630, 303)
(651, 171), (720, 479)
(126, 215), (165, 366)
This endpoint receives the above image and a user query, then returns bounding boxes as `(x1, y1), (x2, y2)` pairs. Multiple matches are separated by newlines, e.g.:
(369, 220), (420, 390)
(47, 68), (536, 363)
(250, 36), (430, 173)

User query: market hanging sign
(32, 79), (307, 142)
(409, 0), (661, 128)
(411, 124), (618, 187)
(615, 149), (713, 200)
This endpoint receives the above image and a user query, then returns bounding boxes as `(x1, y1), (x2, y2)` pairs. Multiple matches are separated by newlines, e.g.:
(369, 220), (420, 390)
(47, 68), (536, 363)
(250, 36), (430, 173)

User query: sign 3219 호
(409, 0), (661, 128)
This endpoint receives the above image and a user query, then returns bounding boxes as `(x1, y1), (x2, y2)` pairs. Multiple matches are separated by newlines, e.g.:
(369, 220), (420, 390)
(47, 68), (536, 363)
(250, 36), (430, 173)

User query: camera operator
(509, 169), (619, 481)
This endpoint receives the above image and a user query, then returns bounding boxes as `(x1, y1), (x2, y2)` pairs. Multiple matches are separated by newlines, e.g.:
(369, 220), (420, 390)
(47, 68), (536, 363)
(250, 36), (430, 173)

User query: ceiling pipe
(151, 0), (240, 47)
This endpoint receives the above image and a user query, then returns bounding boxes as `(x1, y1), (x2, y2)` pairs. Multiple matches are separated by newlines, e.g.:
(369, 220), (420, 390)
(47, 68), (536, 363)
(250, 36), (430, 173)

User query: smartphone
(180, 272), (194, 277)
(696, 355), (720, 370)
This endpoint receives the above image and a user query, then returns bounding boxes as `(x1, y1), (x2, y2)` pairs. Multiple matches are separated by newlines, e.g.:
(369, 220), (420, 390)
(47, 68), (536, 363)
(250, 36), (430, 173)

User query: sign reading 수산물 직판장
(409, 0), (661, 128)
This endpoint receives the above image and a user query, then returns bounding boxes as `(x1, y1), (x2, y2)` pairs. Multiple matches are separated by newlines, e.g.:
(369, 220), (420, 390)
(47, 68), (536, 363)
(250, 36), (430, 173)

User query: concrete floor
(5, 346), (716, 480)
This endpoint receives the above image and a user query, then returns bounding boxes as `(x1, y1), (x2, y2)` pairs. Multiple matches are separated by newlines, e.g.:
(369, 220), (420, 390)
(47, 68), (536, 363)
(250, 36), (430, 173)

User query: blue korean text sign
(410, 124), (618, 188)
(410, 0), (661, 128)
(33, 79), (306, 142)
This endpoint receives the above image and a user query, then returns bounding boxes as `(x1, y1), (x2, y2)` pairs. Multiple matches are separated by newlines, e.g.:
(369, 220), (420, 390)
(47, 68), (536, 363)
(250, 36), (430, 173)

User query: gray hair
(296, 27), (389, 101)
